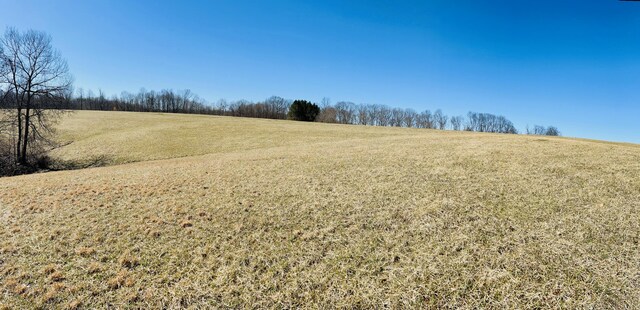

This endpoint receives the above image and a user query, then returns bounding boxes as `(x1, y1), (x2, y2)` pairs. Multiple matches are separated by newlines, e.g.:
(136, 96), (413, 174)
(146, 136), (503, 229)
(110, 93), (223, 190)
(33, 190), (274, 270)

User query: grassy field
(1, 110), (639, 308)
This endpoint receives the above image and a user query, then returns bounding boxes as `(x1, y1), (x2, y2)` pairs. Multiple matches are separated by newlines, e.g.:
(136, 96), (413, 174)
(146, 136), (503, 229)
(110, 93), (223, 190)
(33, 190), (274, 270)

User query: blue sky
(2, 0), (639, 143)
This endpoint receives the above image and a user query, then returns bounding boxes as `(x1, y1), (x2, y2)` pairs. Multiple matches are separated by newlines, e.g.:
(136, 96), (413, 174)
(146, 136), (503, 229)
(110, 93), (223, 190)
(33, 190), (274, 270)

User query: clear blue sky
(2, 0), (639, 143)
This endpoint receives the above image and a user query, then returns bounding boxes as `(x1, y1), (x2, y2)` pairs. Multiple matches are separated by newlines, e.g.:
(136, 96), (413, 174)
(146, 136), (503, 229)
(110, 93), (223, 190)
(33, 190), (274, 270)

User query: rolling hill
(1, 111), (638, 308)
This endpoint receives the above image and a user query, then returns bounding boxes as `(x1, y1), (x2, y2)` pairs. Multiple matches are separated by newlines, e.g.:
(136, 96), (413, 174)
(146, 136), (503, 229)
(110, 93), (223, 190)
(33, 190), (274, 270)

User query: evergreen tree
(287, 100), (320, 121)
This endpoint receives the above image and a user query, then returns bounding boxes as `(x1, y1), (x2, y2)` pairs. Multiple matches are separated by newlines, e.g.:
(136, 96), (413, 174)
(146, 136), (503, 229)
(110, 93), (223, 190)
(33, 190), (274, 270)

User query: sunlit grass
(1, 111), (638, 308)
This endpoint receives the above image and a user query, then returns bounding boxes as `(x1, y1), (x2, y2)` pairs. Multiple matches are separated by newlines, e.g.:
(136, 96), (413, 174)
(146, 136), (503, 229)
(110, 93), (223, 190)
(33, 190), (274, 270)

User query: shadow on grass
(0, 155), (114, 178)
(48, 155), (114, 171)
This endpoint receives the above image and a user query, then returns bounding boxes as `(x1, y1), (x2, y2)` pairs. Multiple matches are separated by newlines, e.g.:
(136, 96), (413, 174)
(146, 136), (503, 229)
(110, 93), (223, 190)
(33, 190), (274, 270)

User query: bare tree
(545, 126), (560, 136)
(0, 43), (8, 106)
(450, 115), (463, 131)
(356, 104), (369, 125)
(533, 125), (546, 135)
(269, 96), (289, 119)
(320, 97), (331, 108)
(466, 112), (517, 134)
(0, 28), (72, 166)
(179, 89), (192, 112)
(76, 87), (86, 110)
(317, 106), (337, 123)
(97, 88), (107, 110)
(390, 108), (403, 127)
(402, 109), (417, 128)
(0, 52), (11, 141)
(335, 101), (356, 124)
(529, 124), (560, 136)
(433, 109), (448, 130)
(377, 105), (392, 126)
(416, 110), (433, 129)
(367, 104), (380, 126)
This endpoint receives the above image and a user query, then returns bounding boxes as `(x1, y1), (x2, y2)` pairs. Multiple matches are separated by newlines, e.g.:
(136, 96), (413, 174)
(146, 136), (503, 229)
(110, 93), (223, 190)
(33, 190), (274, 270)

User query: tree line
(47, 91), (533, 135)
(38, 88), (292, 120)
(526, 125), (560, 136)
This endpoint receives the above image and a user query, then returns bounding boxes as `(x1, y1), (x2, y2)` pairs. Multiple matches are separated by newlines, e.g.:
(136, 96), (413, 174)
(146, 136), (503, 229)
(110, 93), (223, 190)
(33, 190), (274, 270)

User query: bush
(287, 100), (320, 122)
(0, 138), (16, 176)
(0, 137), (59, 176)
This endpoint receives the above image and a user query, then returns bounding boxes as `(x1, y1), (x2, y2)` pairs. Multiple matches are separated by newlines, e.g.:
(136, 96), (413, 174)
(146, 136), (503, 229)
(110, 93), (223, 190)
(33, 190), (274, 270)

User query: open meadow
(1, 111), (639, 308)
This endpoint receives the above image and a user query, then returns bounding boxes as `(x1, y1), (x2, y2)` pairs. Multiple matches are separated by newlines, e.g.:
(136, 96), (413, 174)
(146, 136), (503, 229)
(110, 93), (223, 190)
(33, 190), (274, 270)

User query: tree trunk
(20, 107), (29, 164)
(16, 107), (22, 163)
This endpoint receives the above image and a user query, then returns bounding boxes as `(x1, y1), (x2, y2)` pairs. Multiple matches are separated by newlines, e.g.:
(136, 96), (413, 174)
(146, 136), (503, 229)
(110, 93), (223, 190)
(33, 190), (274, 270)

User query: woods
(56, 90), (530, 134)
(32, 87), (553, 137)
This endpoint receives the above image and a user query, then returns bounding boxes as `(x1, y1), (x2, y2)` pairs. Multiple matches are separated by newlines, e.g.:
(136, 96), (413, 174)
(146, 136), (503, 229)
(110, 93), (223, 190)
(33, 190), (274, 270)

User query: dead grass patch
(87, 262), (102, 274)
(0, 111), (638, 308)
(74, 247), (95, 257)
(66, 299), (82, 310)
(41, 264), (56, 275)
(118, 252), (139, 269)
(108, 270), (135, 290)
(48, 271), (65, 282)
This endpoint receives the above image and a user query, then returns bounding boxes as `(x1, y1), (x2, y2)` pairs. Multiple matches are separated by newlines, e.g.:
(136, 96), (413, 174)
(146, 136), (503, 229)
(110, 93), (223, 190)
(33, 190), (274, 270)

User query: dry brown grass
(50, 110), (404, 166)
(0, 110), (639, 308)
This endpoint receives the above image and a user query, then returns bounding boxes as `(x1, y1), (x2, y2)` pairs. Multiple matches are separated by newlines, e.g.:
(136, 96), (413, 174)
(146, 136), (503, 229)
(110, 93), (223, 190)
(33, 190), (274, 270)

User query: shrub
(0, 138), (15, 176)
(0, 136), (58, 176)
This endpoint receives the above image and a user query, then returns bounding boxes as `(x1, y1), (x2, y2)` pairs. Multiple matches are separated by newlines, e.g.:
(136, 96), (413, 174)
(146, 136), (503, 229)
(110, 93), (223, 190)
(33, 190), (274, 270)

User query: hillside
(1, 111), (639, 308)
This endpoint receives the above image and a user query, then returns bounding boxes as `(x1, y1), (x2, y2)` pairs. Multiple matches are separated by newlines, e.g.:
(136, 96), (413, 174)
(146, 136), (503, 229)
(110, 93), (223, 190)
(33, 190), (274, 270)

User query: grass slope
(1, 111), (639, 308)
